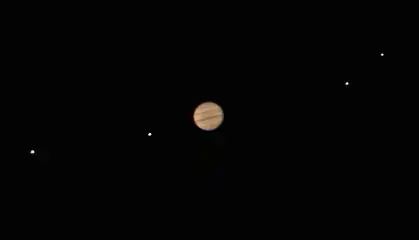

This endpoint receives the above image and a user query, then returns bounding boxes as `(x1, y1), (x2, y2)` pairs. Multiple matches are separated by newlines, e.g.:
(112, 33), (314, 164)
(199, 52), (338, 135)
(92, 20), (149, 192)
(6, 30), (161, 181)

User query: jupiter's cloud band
(193, 102), (224, 131)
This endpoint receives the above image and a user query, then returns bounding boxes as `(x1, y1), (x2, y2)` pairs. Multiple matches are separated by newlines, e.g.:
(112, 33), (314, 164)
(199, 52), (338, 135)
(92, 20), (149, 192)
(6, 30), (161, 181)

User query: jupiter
(193, 102), (224, 131)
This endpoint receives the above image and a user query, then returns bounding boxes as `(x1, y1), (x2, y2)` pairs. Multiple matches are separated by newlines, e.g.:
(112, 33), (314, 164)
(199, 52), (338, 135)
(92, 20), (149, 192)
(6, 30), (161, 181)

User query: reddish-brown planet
(193, 102), (224, 131)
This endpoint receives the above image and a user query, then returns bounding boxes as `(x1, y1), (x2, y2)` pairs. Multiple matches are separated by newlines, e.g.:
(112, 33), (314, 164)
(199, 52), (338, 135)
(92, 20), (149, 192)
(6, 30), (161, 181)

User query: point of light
(148, 133), (152, 136)
(345, 82), (350, 86)
(30, 150), (35, 154)
(381, 53), (384, 56)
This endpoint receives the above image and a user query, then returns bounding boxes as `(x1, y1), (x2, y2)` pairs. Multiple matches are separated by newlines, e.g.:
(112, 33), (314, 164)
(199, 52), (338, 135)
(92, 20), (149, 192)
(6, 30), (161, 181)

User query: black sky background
(3, 5), (415, 227)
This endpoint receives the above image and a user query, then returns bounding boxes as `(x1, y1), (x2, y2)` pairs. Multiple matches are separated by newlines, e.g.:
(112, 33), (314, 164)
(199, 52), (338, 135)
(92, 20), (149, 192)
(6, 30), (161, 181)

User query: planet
(193, 102), (224, 131)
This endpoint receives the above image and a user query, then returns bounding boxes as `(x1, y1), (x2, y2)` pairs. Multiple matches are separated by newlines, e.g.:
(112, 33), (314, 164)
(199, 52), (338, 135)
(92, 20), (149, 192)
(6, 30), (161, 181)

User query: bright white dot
(30, 150), (35, 154)
(381, 53), (384, 56)
(148, 133), (152, 136)
(345, 82), (350, 86)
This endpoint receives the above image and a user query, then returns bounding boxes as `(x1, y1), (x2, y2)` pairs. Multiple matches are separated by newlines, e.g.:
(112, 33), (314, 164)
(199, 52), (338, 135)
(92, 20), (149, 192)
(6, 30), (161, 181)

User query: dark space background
(2, 4), (415, 232)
